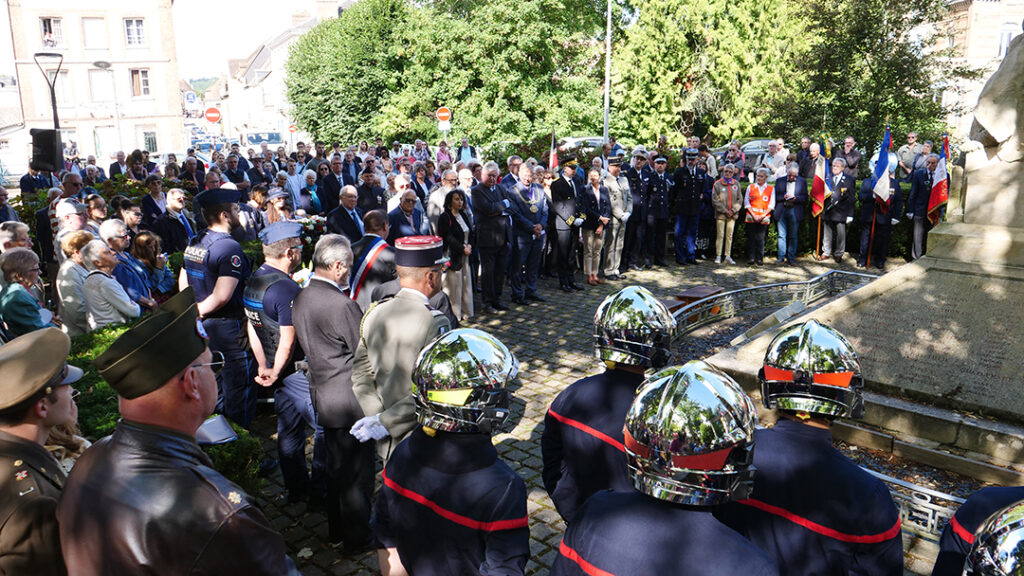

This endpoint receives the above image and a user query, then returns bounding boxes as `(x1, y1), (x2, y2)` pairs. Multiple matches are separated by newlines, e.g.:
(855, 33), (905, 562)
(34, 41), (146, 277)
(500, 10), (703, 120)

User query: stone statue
(969, 20), (1024, 163)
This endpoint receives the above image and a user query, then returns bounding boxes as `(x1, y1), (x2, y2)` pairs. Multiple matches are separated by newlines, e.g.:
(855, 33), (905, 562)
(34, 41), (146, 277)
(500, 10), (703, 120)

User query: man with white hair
(427, 169), (458, 233)
(0, 222), (30, 253)
(326, 185), (364, 243)
(472, 161), (511, 312)
(386, 185), (424, 245)
(53, 199), (93, 264)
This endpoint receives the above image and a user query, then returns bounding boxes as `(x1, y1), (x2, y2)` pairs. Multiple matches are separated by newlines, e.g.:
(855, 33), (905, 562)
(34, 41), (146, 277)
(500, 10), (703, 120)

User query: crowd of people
(0, 130), (982, 576)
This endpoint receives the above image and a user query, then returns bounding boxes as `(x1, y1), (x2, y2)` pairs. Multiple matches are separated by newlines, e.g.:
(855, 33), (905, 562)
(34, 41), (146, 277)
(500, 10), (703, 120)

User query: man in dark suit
(109, 150), (128, 178)
(857, 169), (903, 270)
(672, 149), (705, 265)
(356, 171), (386, 214)
(644, 155), (672, 267)
(291, 234), (374, 552)
(905, 154), (939, 261)
(150, 188), (196, 253)
(341, 151), (361, 187)
(322, 156), (347, 212)
(386, 190), (424, 245)
(622, 149), (650, 271)
(348, 210), (396, 312)
(500, 155), (522, 191)
(773, 163), (808, 265)
(550, 163), (584, 292)
(472, 162), (511, 311)
(819, 157), (856, 263)
(326, 185), (364, 243)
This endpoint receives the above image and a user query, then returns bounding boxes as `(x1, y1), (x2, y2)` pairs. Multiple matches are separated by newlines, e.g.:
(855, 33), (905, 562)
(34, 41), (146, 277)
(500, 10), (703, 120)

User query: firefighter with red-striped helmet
(541, 285), (675, 523)
(718, 319), (904, 575)
(551, 360), (778, 576)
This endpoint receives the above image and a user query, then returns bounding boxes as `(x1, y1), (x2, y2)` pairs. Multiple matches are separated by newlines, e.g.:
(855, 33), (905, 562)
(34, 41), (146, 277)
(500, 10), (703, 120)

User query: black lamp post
(33, 52), (63, 130)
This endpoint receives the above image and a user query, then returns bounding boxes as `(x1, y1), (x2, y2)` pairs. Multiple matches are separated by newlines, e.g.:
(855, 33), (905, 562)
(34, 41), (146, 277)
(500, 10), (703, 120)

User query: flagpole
(866, 206), (876, 269)
(816, 214), (822, 260)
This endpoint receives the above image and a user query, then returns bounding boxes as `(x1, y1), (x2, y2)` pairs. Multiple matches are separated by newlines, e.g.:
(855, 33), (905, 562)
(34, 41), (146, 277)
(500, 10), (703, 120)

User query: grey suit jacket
(291, 277), (365, 428)
(351, 288), (450, 460)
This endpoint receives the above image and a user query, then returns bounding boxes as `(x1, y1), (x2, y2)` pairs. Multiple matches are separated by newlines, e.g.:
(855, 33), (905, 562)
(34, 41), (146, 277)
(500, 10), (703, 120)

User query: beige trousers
(442, 264), (474, 320)
(716, 218), (736, 258)
(582, 229), (605, 275)
(602, 218), (626, 276)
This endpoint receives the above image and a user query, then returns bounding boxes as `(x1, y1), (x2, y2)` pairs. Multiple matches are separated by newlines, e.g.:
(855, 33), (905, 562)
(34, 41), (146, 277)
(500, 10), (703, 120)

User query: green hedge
(69, 323), (264, 495)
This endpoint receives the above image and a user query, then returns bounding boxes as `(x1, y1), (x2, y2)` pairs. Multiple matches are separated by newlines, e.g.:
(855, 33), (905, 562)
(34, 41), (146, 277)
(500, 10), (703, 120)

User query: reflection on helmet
(966, 500), (1024, 575)
(594, 286), (675, 368)
(759, 319), (864, 419)
(412, 328), (518, 434)
(624, 360), (757, 506)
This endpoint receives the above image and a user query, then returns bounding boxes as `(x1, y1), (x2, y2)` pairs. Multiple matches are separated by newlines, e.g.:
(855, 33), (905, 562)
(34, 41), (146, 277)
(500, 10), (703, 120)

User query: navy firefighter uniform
(183, 188), (257, 428)
(552, 490), (778, 576)
(718, 419), (904, 575)
(541, 369), (644, 523)
(243, 221), (326, 503)
(931, 486), (1024, 576)
(373, 428), (529, 576)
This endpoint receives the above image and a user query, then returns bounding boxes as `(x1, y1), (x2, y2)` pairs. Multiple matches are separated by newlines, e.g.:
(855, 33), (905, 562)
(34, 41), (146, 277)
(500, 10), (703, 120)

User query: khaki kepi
(0, 328), (82, 411)
(94, 287), (209, 399)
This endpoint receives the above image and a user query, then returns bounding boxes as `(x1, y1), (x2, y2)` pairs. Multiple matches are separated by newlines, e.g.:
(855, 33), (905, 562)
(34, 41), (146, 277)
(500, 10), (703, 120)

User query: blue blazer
(773, 176), (809, 222)
(386, 207), (424, 245)
(906, 168), (935, 217)
(508, 183), (549, 237)
(578, 185), (611, 231)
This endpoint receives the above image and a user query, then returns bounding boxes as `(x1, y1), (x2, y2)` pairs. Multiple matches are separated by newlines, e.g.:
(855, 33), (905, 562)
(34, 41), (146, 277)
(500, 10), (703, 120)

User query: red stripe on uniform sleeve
(382, 470), (528, 532)
(548, 409), (626, 453)
(737, 498), (902, 544)
(559, 540), (617, 576)
(949, 515), (974, 545)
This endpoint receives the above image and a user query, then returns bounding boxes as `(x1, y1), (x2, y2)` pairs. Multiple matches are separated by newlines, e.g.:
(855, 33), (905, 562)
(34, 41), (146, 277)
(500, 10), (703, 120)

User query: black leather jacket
(57, 420), (300, 576)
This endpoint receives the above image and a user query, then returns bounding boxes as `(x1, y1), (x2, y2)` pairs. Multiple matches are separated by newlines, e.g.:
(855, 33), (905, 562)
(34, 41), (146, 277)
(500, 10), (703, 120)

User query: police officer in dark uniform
(951, 499), (1024, 575)
(643, 154), (672, 267)
(932, 487), (1024, 576)
(551, 361), (777, 576)
(672, 148), (705, 265)
(0, 328), (81, 576)
(243, 221), (325, 505)
(179, 188), (258, 428)
(374, 328), (528, 576)
(856, 165), (903, 270)
(59, 288), (300, 575)
(542, 286), (674, 523)
(622, 148), (650, 270)
(718, 320), (903, 575)
(549, 162), (585, 293)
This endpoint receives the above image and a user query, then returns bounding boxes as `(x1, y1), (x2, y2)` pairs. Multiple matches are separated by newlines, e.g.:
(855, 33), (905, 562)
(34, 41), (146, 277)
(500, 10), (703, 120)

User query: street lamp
(93, 60), (122, 152)
(603, 0), (612, 143)
(33, 52), (63, 129)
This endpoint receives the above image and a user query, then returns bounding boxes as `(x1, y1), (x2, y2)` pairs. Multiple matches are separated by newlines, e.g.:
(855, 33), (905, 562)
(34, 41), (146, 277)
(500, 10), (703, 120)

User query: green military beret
(94, 287), (208, 399)
(0, 328), (82, 411)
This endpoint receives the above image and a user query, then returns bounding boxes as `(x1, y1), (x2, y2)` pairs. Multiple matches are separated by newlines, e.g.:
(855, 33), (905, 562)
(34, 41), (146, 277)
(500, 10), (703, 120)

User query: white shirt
(310, 274), (343, 292)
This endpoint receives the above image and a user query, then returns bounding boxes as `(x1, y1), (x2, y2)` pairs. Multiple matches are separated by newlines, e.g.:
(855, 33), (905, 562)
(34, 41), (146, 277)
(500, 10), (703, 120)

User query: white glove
(502, 199), (510, 209)
(350, 414), (386, 443)
(906, 212), (914, 219)
(572, 219), (583, 227)
(622, 212), (632, 222)
(367, 415), (390, 440)
(846, 217), (853, 224)
(891, 218), (899, 225)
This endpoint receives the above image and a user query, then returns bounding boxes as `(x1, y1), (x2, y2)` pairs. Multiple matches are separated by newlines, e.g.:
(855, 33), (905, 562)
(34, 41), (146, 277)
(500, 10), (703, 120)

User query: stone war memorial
(710, 30), (1024, 476)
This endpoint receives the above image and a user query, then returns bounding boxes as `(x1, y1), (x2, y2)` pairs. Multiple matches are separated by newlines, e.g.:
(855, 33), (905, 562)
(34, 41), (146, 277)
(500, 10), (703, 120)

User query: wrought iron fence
(672, 270), (878, 340)
(865, 468), (965, 541)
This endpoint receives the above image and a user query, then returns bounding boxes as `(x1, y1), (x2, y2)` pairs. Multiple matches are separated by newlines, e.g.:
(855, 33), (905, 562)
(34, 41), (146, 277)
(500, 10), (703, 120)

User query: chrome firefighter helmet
(624, 360), (757, 506)
(759, 320), (864, 419)
(594, 286), (675, 368)
(412, 328), (518, 434)
(965, 500), (1024, 575)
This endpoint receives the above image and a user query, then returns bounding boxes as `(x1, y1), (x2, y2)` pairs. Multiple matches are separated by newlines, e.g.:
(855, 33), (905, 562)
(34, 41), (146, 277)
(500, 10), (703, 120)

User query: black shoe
(786, 258), (796, 265)
(605, 273), (620, 280)
(526, 293), (546, 302)
(560, 284), (573, 293)
(642, 262), (652, 270)
(258, 458), (278, 478)
(341, 537), (374, 556)
(492, 302), (511, 311)
(481, 304), (497, 314)
(834, 255), (844, 263)
(512, 296), (528, 305)
(856, 261), (867, 268)
(570, 282), (585, 291)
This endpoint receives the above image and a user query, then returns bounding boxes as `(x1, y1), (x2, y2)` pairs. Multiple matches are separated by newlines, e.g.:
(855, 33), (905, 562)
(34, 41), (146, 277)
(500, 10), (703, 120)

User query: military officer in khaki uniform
(0, 328), (82, 576)
(601, 154), (632, 280)
(351, 236), (451, 461)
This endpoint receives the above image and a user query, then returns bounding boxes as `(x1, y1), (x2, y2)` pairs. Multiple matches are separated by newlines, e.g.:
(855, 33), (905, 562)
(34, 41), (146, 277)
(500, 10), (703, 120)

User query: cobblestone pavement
(251, 254), (886, 575)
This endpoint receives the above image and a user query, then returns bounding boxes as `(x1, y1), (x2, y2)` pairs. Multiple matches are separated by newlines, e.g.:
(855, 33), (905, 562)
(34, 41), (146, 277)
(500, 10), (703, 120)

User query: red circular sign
(288, 125), (297, 133)
(204, 107), (221, 123)
(436, 107), (451, 122)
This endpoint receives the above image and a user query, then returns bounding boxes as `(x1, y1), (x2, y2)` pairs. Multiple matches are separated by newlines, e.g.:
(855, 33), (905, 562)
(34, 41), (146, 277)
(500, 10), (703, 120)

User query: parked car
(558, 136), (606, 156)
(712, 138), (773, 173)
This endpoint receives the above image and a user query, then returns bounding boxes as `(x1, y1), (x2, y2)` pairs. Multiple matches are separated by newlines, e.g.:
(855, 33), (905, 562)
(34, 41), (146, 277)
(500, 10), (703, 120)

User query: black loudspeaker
(29, 128), (63, 172)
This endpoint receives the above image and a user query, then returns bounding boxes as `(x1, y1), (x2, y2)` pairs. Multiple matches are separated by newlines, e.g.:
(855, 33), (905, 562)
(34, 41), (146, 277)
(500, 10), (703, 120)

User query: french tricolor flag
(927, 134), (949, 225)
(872, 126), (892, 209)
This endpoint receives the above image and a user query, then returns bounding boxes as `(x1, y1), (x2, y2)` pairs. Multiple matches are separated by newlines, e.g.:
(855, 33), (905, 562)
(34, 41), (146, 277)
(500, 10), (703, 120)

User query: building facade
(0, 0), (184, 175)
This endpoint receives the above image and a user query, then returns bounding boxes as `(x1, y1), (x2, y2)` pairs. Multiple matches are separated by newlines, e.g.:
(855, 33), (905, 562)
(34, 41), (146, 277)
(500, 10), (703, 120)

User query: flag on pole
(927, 134), (949, 225)
(872, 126), (893, 208)
(549, 128), (559, 170)
(810, 153), (833, 217)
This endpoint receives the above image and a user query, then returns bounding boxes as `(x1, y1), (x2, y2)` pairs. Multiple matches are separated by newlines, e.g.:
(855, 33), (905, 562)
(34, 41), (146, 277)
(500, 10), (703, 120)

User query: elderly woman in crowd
(99, 219), (156, 311)
(81, 239), (140, 330)
(744, 167), (776, 266)
(84, 193), (107, 235)
(436, 140), (453, 165)
(411, 161), (432, 203)
(141, 174), (166, 224)
(712, 164), (742, 264)
(437, 188), (475, 322)
(299, 169), (323, 215)
(130, 231), (176, 303)
(580, 167), (611, 285)
(265, 188), (293, 224)
(723, 142), (746, 181)
(0, 247), (57, 336)
(56, 230), (95, 337)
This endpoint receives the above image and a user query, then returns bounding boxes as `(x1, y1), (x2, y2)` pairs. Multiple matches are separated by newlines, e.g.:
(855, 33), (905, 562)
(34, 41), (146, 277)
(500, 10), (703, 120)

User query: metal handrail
(864, 468), (965, 542)
(671, 270), (878, 340)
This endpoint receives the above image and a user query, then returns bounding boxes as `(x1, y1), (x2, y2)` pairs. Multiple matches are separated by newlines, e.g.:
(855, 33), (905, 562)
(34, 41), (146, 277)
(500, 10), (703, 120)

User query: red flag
(549, 128), (559, 170)
(927, 134), (949, 226)
(810, 155), (832, 218)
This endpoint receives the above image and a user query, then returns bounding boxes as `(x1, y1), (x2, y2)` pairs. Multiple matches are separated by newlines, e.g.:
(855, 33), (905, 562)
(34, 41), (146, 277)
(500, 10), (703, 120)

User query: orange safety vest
(746, 184), (774, 223)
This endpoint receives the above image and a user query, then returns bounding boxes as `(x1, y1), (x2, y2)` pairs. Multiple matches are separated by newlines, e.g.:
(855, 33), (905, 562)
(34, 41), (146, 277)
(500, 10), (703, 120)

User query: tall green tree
(611, 0), (812, 145)
(284, 0), (410, 143)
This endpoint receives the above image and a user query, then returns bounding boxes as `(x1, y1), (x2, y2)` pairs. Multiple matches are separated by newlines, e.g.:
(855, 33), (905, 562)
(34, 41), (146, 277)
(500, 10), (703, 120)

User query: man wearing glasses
(426, 169), (459, 233)
(0, 328), (81, 576)
(59, 288), (300, 574)
(386, 182), (425, 244)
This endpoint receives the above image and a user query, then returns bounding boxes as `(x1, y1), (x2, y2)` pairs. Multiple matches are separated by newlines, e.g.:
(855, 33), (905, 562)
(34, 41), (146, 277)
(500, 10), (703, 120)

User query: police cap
(194, 187), (240, 208)
(607, 154), (625, 167)
(653, 154), (668, 164)
(259, 221), (303, 245)
(0, 328), (82, 411)
(685, 148), (700, 159)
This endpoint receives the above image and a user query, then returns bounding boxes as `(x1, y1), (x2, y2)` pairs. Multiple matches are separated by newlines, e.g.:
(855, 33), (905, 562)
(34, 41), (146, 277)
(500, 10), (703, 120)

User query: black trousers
(859, 221), (892, 267)
(553, 226), (579, 285)
(645, 216), (668, 264)
(323, 426), (375, 545)
(911, 216), (930, 260)
(479, 245), (508, 304)
(622, 214), (644, 269)
(745, 222), (768, 263)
